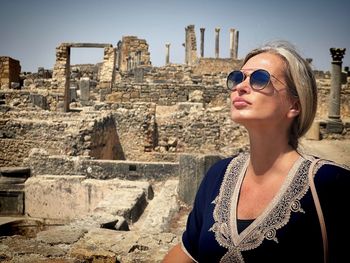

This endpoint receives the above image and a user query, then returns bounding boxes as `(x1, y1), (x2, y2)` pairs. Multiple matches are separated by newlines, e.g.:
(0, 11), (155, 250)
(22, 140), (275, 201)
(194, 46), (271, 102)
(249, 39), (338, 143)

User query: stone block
(79, 78), (90, 102)
(326, 119), (344, 134)
(0, 191), (24, 215)
(178, 154), (222, 205)
(305, 121), (320, 140)
(30, 94), (48, 110)
(25, 176), (151, 221)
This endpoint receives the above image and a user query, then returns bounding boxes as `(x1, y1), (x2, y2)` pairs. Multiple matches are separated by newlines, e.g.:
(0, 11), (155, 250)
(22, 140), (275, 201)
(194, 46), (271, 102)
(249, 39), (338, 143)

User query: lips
(232, 97), (250, 108)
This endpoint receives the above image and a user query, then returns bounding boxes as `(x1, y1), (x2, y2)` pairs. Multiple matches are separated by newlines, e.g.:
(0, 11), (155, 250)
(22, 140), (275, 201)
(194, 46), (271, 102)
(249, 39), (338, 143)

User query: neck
(247, 129), (299, 176)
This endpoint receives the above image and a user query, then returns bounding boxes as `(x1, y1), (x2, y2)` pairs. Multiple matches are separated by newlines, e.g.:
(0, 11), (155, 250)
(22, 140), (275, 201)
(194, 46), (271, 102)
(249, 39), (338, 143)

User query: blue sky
(1, 0), (349, 72)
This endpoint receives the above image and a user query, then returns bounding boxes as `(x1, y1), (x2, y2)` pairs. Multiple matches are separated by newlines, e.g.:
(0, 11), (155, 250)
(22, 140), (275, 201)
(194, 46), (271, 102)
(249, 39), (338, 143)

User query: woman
(163, 41), (350, 263)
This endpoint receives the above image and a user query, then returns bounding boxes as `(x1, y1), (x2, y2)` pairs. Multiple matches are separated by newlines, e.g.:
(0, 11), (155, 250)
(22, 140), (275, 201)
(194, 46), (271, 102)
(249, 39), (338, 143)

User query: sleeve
(315, 163), (350, 263)
(181, 158), (231, 262)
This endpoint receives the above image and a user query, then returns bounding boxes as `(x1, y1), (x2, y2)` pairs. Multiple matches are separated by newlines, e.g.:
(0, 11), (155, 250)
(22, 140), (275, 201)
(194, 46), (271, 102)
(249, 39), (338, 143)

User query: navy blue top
(182, 155), (350, 263)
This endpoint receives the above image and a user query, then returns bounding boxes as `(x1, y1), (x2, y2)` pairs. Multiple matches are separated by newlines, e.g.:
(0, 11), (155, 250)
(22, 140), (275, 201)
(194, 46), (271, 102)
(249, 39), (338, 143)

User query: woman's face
(230, 52), (297, 130)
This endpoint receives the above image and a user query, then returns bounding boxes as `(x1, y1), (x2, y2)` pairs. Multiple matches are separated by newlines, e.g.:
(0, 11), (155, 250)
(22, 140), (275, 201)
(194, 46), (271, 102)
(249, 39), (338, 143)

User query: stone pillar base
(326, 119), (344, 133)
(305, 121), (320, 140)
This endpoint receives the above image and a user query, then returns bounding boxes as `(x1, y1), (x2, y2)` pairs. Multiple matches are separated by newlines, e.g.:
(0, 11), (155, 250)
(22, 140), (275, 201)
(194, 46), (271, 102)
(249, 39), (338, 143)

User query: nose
(235, 76), (251, 94)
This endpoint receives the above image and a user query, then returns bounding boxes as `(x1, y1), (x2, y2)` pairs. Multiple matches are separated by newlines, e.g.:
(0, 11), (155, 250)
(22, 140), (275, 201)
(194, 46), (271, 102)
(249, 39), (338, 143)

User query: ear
(287, 101), (300, 118)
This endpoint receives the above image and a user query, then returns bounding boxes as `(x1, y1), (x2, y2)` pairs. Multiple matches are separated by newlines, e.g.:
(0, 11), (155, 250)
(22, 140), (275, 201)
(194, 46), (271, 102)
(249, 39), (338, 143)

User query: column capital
(230, 28), (235, 33)
(200, 27), (205, 32)
(330, 48), (346, 63)
(215, 27), (220, 33)
(165, 43), (170, 48)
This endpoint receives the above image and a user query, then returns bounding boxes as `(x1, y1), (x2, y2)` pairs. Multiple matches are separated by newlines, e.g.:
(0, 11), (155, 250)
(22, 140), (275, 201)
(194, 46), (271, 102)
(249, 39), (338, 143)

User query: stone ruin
(0, 25), (349, 262)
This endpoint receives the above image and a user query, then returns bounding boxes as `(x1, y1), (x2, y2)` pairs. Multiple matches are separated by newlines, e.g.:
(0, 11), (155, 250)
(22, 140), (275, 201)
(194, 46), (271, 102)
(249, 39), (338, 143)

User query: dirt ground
(299, 138), (350, 167)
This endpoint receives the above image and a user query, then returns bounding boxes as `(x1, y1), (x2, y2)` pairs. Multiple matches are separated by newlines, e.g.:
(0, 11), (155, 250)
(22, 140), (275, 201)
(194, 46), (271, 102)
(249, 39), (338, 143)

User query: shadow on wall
(89, 119), (125, 160)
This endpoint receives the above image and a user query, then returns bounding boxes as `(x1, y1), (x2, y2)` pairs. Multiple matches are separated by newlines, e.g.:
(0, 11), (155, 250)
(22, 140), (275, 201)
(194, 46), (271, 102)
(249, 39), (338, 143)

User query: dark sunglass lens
(251, 70), (270, 90)
(227, 71), (244, 90)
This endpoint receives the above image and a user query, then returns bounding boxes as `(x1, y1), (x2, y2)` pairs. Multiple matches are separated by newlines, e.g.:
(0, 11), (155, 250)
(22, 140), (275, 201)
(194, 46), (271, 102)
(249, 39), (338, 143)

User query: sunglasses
(226, 69), (286, 91)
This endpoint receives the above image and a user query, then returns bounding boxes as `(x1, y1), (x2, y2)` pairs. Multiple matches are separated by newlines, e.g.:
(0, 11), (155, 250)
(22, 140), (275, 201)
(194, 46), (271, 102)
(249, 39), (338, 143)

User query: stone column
(63, 47), (71, 112)
(233, 29), (239, 59)
(200, 28), (205, 58)
(215, 27), (220, 58)
(165, 43), (170, 65)
(229, 28), (235, 59)
(327, 48), (346, 133)
(185, 26), (189, 64)
(184, 25), (197, 65)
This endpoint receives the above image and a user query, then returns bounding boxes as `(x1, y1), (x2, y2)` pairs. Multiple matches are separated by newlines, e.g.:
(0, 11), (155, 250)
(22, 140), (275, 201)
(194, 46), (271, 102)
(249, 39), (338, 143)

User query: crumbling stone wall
(118, 36), (151, 72)
(110, 102), (156, 161)
(193, 58), (243, 75)
(52, 43), (70, 92)
(0, 111), (122, 166)
(0, 56), (21, 89)
(98, 47), (117, 89)
(155, 103), (249, 157)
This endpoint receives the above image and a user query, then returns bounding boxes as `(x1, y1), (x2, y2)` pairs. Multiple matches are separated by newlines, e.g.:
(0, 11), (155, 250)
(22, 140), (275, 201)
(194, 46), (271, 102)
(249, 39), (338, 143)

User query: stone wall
(0, 111), (122, 167)
(118, 36), (151, 72)
(193, 57), (243, 75)
(98, 47), (116, 88)
(0, 56), (21, 89)
(52, 43), (70, 92)
(109, 102), (156, 161)
(155, 103), (249, 157)
(23, 151), (179, 180)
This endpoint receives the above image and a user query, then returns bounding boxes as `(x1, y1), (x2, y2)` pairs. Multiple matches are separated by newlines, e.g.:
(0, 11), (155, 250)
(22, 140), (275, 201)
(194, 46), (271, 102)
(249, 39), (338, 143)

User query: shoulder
(311, 158), (350, 189)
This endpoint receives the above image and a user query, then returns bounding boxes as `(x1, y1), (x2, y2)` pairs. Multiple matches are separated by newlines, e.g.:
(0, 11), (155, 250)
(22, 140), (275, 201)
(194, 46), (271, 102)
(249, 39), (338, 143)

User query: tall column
(200, 28), (205, 58)
(165, 43), (170, 65)
(327, 48), (346, 133)
(215, 27), (220, 58)
(184, 25), (197, 65)
(233, 30), (239, 59)
(185, 26), (189, 64)
(229, 28), (235, 59)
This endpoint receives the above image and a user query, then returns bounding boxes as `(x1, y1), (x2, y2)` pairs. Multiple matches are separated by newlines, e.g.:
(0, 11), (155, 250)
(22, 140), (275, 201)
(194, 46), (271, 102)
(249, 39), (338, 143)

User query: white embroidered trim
(210, 154), (312, 263)
(180, 239), (199, 263)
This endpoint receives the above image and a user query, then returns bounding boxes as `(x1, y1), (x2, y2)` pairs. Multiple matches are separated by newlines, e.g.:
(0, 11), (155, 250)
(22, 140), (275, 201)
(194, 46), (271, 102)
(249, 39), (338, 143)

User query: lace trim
(209, 154), (312, 263)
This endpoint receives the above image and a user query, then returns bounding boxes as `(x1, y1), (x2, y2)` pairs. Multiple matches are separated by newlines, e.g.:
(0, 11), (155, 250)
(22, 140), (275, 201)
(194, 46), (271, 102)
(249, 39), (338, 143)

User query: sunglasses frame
(226, 69), (286, 91)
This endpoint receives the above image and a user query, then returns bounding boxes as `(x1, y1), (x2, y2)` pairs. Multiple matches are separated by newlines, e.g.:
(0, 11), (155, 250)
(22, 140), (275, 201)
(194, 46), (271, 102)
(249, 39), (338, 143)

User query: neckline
(230, 155), (304, 245)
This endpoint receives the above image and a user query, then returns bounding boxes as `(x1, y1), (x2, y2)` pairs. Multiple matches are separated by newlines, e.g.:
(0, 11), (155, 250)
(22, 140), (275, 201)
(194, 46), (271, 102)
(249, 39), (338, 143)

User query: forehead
(242, 52), (286, 75)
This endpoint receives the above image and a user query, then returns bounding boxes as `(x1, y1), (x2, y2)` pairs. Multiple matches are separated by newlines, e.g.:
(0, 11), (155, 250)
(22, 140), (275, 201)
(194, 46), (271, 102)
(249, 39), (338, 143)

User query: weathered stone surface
(25, 176), (151, 221)
(69, 228), (177, 263)
(137, 180), (179, 233)
(0, 235), (68, 258)
(178, 154), (222, 205)
(36, 226), (87, 245)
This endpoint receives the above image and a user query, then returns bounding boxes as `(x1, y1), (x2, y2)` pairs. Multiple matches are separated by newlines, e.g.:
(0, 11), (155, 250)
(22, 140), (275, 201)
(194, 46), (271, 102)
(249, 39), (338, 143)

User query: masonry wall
(119, 36), (151, 72)
(0, 56), (21, 89)
(193, 58), (243, 75)
(0, 111), (122, 167)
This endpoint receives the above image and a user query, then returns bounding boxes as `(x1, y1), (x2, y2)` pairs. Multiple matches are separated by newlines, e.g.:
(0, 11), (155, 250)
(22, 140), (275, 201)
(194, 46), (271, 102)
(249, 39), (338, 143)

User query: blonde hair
(242, 41), (318, 149)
